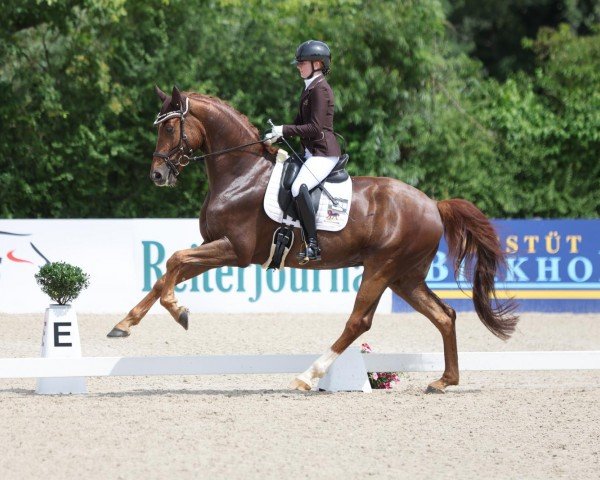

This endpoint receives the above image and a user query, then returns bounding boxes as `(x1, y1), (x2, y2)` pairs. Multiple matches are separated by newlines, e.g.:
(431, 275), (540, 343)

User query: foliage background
(1, 0), (598, 218)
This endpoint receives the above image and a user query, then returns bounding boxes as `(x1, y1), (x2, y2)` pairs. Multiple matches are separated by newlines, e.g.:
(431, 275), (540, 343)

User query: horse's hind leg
(107, 238), (238, 337)
(290, 264), (389, 391)
(391, 280), (458, 393)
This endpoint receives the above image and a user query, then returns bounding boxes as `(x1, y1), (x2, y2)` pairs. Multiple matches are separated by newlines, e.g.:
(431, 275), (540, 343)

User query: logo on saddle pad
(263, 151), (353, 233)
(325, 199), (349, 224)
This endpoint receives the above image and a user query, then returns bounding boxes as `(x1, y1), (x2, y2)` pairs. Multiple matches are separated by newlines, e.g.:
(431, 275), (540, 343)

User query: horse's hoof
(425, 384), (446, 394)
(107, 327), (130, 338)
(289, 378), (312, 391)
(177, 309), (189, 330)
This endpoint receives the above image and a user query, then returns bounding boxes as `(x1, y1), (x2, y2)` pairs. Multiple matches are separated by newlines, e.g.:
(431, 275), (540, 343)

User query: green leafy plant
(35, 262), (90, 305)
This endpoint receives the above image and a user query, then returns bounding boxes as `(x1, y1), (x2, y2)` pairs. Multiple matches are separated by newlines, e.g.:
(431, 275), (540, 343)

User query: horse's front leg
(290, 264), (389, 390)
(107, 238), (238, 337)
(158, 238), (239, 325)
(107, 275), (168, 337)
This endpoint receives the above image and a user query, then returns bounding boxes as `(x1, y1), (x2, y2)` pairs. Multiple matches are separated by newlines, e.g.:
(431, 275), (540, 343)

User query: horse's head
(151, 85), (203, 187)
(151, 85), (275, 189)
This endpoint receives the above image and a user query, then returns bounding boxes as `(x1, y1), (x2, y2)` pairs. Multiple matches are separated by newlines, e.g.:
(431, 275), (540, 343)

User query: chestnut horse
(108, 85), (518, 393)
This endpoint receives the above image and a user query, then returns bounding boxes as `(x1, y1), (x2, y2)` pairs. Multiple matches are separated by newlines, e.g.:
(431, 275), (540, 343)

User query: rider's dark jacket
(282, 76), (341, 157)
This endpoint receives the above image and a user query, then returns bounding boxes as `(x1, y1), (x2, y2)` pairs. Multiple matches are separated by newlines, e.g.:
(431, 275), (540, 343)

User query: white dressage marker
(35, 305), (87, 395)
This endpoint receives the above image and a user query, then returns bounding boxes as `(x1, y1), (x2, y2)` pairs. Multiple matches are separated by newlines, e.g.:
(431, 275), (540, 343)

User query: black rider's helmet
(291, 40), (331, 74)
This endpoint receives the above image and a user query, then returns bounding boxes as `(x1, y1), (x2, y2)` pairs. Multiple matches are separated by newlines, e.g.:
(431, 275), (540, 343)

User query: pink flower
(362, 343), (401, 389)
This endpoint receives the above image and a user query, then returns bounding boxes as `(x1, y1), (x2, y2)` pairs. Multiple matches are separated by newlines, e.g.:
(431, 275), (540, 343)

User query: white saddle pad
(263, 151), (352, 232)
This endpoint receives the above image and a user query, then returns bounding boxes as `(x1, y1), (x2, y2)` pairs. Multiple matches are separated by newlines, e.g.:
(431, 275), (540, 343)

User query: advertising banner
(1, 219), (597, 314)
(0, 219), (391, 314)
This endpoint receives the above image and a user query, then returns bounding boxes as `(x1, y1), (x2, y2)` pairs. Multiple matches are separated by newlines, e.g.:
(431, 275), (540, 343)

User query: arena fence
(1, 351), (599, 379)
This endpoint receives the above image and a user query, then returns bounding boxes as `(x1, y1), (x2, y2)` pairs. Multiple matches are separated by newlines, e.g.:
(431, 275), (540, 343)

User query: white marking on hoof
(292, 349), (340, 391)
(289, 377), (312, 391)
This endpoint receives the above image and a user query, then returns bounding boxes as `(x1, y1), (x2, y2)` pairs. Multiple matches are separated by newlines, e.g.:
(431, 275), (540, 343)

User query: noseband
(153, 97), (194, 177)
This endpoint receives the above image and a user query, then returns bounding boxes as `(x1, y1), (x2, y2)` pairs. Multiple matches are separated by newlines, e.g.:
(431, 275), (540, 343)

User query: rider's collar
(153, 97), (189, 126)
(304, 73), (323, 90)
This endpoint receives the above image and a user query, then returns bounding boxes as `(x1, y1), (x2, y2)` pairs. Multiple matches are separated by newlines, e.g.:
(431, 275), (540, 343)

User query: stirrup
(296, 240), (321, 263)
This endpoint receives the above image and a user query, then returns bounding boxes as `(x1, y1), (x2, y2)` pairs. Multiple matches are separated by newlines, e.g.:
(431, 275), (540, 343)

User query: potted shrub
(35, 261), (90, 306)
(34, 262), (90, 395)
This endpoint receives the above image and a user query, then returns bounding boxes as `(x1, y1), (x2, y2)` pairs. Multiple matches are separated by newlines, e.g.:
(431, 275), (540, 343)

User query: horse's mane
(185, 92), (278, 161)
(186, 92), (261, 140)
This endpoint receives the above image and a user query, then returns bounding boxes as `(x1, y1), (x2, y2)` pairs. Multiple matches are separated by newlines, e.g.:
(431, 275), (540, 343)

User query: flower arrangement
(35, 261), (90, 305)
(361, 343), (401, 389)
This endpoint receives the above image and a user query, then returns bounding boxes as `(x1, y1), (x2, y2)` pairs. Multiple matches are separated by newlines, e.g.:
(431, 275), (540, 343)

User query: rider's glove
(264, 125), (283, 145)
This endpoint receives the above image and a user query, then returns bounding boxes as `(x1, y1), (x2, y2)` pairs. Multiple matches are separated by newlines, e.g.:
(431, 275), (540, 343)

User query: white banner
(0, 219), (391, 314)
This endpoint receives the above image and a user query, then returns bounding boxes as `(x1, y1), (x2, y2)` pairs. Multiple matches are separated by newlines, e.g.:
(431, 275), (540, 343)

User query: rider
(267, 40), (341, 262)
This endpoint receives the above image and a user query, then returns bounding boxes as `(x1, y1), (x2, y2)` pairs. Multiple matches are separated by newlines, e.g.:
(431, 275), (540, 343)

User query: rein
(190, 139), (268, 162)
(153, 97), (266, 177)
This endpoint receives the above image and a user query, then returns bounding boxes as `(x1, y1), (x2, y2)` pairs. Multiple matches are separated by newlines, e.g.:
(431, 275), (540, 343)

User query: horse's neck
(190, 97), (272, 194)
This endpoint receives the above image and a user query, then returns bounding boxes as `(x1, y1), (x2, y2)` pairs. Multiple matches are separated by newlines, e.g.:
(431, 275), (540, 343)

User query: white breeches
(291, 149), (339, 198)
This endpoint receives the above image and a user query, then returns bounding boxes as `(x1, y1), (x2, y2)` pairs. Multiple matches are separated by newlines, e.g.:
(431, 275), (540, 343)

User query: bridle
(153, 96), (269, 177)
(153, 97), (194, 177)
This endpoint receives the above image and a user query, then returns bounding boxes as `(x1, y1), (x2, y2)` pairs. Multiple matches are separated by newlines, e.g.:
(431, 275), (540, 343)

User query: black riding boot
(295, 184), (321, 262)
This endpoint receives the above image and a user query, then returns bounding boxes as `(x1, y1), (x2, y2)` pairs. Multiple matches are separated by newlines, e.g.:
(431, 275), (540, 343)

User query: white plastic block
(317, 347), (371, 393)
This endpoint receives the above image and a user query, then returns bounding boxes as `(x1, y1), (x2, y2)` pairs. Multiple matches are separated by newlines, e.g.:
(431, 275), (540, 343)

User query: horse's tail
(437, 199), (519, 340)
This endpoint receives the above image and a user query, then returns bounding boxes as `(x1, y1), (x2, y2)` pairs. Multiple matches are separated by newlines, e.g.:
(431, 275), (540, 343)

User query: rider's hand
(264, 125), (283, 145)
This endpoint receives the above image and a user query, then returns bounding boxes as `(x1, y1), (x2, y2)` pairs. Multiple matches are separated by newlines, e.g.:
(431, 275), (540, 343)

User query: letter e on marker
(54, 322), (73, 347)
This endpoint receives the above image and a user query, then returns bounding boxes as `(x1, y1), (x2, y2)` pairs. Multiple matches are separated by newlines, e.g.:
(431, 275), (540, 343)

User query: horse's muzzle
(151, 170), (164, 183)
(150, 170), (166, 186)
(150, 164), (175, 187)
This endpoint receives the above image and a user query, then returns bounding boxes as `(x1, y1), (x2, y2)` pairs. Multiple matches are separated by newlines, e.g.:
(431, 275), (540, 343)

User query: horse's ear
(155, 85), (168, 102)
(171, 86), (183, 109)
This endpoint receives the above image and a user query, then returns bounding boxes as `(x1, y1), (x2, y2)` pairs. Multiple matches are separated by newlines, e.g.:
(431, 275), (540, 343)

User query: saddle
(277, 153), (349, 222)
(263, 153), (350, 270)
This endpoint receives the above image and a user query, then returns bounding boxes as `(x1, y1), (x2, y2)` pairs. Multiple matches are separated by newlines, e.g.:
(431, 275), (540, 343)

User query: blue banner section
(392, 219), (599, 313)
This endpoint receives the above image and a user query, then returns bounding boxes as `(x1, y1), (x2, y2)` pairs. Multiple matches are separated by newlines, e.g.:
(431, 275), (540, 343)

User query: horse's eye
(165, 125), (174, 133)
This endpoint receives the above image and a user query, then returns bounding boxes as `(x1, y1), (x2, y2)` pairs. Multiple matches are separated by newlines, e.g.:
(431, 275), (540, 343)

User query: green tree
(0, 1), (598, 219)
(446, 0), (600, 78)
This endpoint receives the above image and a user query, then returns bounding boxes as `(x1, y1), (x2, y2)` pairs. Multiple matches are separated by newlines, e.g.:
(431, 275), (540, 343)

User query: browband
(153, 97), (189, 126)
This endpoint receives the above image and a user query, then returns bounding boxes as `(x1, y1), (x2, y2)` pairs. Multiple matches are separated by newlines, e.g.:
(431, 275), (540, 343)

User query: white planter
(36, 304), (87, 395)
